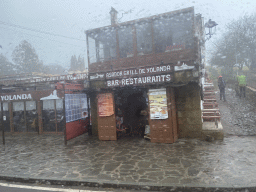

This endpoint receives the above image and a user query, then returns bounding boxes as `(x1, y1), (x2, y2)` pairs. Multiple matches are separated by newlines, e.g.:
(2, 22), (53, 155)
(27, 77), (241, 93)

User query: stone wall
(175, 82), (202, 138)
(246, 86), (256, 108)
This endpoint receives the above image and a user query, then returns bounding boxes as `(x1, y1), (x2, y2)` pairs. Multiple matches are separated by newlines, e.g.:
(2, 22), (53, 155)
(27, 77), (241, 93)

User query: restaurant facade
(0, 6), (205, 144)
(86, 6), (205, 143)
(0, 73), (91, 142)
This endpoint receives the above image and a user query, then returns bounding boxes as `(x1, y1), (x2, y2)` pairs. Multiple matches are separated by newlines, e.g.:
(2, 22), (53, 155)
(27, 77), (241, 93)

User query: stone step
(202, 121), (224, 140)
(202, 116), (221, 121)
(202, 108), (220, 112)
(204, 96), (216, 99)
(204, 91), (215, 94)
(203, 103), (219, 109)
(202, 112), (220, 116)
(203, 99), (217, 102)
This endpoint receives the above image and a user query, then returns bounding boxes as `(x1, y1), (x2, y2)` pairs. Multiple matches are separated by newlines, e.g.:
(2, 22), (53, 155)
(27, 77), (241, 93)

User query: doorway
(114, 88), (148, 138)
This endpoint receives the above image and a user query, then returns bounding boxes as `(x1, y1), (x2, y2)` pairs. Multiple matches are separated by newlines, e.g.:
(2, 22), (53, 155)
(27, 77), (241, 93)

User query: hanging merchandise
(148, 88), (168, 119)
(144, 125), (150, 134)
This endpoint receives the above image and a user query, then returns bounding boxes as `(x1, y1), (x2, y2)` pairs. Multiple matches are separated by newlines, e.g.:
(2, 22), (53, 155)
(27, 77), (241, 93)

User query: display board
(97, 92), (116, 140)
(65, 94), (88, 123)
(97, 93), (114, 117)
(65, 93), (89, 141)
(149, 87), (177, 143)
(148, 88), (168, 119)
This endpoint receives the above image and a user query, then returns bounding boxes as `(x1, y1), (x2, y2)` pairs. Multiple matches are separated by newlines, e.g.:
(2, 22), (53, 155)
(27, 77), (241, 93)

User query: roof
(85, 6), (194, 35)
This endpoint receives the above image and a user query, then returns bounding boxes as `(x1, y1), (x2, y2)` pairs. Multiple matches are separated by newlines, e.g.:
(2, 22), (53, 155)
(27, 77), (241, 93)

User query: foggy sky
(0, 0), (255, 69)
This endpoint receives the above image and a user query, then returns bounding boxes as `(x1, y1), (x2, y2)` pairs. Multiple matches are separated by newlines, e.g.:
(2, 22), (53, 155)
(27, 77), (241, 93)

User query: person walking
(234, 75), (240, 96)
(218, 76), (226, 101)
(237, 73), (246, 98)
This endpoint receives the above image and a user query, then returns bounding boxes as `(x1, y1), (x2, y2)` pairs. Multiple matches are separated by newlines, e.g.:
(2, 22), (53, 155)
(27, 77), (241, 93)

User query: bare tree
(210, 13), (256, 79)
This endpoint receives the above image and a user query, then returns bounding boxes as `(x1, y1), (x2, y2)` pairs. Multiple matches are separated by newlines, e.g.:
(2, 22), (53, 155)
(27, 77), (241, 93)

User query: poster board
(65, 94), (88, 123)
(98, 93), (114, 117)
(65, 93), (89, 141)
(148, 88), (168, 119)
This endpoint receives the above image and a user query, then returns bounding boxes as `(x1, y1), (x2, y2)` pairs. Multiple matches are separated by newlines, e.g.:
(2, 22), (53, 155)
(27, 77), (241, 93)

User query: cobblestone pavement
(0, 88), (256, 189)
(217, 88), (256, 136)
(1, 133), (256, 188)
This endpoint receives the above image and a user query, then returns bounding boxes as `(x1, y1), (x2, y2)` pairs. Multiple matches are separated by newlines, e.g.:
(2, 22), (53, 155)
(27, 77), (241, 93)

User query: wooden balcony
(89, 48), (196, 73)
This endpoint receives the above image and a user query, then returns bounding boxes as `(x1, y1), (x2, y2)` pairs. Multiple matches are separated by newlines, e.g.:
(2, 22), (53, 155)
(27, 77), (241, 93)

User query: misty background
(0, 0), (256, 75)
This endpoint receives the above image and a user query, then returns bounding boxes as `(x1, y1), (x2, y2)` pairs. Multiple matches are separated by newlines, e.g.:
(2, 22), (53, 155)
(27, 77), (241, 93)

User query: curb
(1, 175), (256, 192)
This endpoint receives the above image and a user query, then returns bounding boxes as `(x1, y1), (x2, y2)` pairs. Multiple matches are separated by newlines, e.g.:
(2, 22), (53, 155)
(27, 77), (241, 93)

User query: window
(88, 27), (117, 64)
(65, 94), (87, 123)
(118, 25), (134, 58)
(43, 100), (54, 110)
(0, 103), (8, 111)
(136, 22), (153, 55)
(88, 37), (96, 64)
(153, 12), (194, 53)
(56, 99), (63, 110)
(26, 101), (36, 111)
(13, 102), (24, 111)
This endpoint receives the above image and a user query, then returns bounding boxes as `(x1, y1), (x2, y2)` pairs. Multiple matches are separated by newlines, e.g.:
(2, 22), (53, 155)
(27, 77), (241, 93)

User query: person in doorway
(218, 76), (226, 101)
(237, 73), (247, 98)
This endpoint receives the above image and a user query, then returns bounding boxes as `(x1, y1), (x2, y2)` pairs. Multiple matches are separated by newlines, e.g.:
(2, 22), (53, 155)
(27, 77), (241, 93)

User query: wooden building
(0, 73), (90, 142)
(86, 7), (205, 143)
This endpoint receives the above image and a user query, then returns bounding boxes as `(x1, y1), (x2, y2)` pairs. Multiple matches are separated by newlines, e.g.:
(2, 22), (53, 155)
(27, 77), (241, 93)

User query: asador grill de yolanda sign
(89, 64), (173, 87)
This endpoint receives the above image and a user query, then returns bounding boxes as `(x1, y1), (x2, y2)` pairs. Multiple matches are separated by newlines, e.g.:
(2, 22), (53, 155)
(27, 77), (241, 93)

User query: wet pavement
(1, 133), (256, 189)
(217, 88), (256, 136)
(0, 88), (256, 190)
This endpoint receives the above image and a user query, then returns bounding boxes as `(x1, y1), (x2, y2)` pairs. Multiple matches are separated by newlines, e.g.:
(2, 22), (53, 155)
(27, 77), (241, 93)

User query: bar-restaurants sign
(90, 64), (173, 87)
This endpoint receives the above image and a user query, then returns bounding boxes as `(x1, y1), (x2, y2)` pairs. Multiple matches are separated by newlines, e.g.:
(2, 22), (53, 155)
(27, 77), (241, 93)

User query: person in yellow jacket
(237, 74), (246, 98)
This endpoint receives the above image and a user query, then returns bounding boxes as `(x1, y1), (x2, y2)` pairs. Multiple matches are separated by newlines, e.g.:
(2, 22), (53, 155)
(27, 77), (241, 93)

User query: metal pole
(87, 93), (91, 136)
(1, 102), (5, 145)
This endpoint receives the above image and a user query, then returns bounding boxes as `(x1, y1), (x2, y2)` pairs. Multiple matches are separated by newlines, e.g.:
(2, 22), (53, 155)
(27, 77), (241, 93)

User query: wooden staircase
(201, 75), (224, 140)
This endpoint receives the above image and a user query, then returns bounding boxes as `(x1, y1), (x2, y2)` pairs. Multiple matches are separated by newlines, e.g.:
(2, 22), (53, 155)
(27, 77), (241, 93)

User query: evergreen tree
(70, 55), (85, 71)
(12, 40), (43, 74)
(0, 54), (16, 76)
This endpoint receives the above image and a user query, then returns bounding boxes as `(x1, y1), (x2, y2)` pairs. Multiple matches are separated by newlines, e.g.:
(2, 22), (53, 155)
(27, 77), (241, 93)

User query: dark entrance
(114, 88), (148, 138)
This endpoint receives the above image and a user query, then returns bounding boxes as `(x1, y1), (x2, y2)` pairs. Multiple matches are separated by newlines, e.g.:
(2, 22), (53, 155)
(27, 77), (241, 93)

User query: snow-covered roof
(174, 63), (195, 71)
(40, 90), (60, 100)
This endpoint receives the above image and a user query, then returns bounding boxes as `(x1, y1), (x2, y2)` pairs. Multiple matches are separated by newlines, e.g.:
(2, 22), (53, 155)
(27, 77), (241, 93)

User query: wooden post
(38, 101), (43, 134)
(54, 99), (57, 133)
(63, 83), (67, 145)
(9, 102), (14, 133)
(1, 102), (5, 145)
(87, 94), (92, 136)
(24, 101), (27, 132)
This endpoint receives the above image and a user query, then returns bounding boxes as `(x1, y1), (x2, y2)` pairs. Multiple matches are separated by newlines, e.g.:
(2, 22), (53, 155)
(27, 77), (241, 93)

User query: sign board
(148, 88), (168, 119)
(107, 74), (172, 87)
(1, 73), (88, 85)
(0, 90), (64, 102)
(105, 64), (172, 79)
(1, 94), (32, 101)
(65, 93), (89, 141)
(65, 94), (88, 123)
(98, 93), (114, 117)
(89, 64), (174, 87)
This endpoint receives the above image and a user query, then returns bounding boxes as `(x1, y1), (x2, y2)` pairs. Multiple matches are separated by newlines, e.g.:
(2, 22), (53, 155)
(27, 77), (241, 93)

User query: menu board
(148, 88), (168, 119)
(98, 93), (114, 117)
